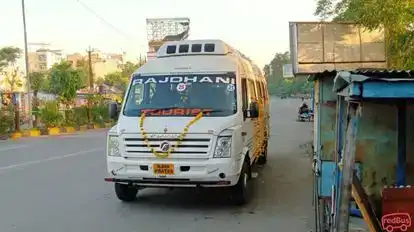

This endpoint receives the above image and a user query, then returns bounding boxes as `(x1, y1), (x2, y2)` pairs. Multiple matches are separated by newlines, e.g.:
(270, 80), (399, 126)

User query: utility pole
(87, 47), (94, 90)
(22, 0), (32, 128)
(86, 46), (94, 126)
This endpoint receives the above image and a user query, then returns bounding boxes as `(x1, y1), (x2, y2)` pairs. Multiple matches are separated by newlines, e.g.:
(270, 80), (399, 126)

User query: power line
(76, 0), (134, 40)
(76, 0), (148, 60)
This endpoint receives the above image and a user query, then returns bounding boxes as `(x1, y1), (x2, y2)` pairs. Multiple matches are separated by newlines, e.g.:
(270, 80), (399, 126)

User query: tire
(231, 161), (252, 205)
(257, 140), (268, 165)
(114, 183), (138, 202)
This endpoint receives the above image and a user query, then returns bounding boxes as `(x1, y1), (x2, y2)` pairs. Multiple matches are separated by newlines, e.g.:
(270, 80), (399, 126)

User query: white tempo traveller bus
(105, 40), (270, 205)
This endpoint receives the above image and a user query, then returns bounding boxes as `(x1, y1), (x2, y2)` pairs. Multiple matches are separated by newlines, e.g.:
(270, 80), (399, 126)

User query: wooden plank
(351, 172), (383, 232)
(335, 103), (360, 232)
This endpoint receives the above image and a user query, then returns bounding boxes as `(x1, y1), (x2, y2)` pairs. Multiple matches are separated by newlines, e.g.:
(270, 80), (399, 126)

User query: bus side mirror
(108, 102), (118, 119)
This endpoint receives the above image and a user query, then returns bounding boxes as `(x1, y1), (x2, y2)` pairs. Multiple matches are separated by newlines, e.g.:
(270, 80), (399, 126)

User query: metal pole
(86, 47), (93, 125)
(22, 0), (32, 128)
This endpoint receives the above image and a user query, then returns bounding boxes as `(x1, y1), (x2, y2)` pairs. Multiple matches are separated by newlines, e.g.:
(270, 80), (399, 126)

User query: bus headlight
(213, 136), (232, 158)
(108, 135), (121, 157)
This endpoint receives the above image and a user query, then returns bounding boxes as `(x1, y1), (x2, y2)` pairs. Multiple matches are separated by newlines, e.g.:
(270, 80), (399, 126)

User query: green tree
(314, 0), (414, 69)
(0, 47), (23, 92)
(0, 47), (21, 72)
(267, 52), (290, 95)
(0, 46), (23, 131)
(265, 51), (314, 96)
(268, 52), (290, 84)
(28, 71), (47, 127)
(49, 61), (85, 107)
(104, 61), (142, 94)
(74, 59), (89, 87)
(120, 61), (140, 78)
(0, 68), (23, 93)
(104, 71), (129, 92)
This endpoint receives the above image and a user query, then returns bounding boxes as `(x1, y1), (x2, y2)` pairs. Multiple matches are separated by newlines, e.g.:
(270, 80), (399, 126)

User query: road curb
(11, 132), (23, 139)
(3, 123), (114, 140)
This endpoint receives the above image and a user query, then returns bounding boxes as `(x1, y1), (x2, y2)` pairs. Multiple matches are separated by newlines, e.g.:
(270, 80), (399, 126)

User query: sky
(0, 0), (317, 67)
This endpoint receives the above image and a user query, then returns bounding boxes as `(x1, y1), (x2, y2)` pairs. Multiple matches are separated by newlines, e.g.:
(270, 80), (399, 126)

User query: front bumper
(105, 157), (243, 187)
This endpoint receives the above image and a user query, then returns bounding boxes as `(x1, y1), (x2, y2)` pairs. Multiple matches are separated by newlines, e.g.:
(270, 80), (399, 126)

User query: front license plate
(153, 164), (175, 175)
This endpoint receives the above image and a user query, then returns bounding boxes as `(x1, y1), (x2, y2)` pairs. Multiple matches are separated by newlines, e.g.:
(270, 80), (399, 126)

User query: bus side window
(241, 78), (248, 111)
(247, 79), (257, 102)
(261, 82), (268, 102)
(256, 80), (263, 101)
(260, 81), (266, 103)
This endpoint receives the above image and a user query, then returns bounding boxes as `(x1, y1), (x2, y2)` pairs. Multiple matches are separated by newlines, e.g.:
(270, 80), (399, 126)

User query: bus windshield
(123, 73), (237, 117)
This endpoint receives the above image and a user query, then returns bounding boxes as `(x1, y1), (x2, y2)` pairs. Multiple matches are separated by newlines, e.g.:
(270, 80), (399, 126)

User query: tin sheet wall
(316, 78), (414, 201)
(319, 77), (337, 161)
(354, 103), (414, 200)
(356, 103), (397, 199)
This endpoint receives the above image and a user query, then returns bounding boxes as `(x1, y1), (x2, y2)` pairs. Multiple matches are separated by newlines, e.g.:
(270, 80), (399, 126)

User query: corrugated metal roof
(308, 69), (414, 81)
(351, 69), (414, 78)
(333, 70), (414, 95)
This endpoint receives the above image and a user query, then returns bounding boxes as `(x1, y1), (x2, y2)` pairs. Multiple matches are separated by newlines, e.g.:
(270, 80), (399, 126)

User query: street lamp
(21, 0), (33, 128)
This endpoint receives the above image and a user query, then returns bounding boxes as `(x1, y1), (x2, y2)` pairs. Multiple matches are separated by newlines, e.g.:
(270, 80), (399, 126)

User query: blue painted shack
(331, 70), (414, 231)
(288, 21), (389, 231)
(310, 72), (343, 198)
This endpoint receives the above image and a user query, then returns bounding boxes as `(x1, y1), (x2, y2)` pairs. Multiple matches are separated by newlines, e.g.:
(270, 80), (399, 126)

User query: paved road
(0, 98), (314, 232)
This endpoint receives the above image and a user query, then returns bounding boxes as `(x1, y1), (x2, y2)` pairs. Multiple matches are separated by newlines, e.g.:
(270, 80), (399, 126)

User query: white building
(27, 43), (64, 72)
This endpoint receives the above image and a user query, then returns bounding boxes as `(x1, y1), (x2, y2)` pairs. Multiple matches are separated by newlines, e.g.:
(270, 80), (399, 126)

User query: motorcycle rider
(299, 101), (309, 114)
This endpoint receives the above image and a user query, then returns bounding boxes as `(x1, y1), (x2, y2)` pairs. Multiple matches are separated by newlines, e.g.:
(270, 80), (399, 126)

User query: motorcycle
(297, 109), (314, 122)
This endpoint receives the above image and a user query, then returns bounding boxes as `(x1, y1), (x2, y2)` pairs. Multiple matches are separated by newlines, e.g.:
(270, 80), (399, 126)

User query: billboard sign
(146, 18), (190, 53)
(283, 64), (294, 78)
(289, 22), (387, 75)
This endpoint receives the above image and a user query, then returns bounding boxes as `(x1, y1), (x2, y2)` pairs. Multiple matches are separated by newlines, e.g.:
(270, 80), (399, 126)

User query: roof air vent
(166, 45), (177, 54)
(204, 43), (215, 52)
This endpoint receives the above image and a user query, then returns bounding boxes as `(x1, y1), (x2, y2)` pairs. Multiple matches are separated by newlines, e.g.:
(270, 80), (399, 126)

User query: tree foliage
(265, 52), (313, 96)
(0, 47), (23, 93)
(120, 61), (140, 78)
(28, 71), (48, 127)
(74, 59), (90, 86)
(314, 0), (414, 69)
(0, 47), (21, 72)
(104, 71), (128, 91)
(29, 71), (47, 95)
(265, 51), (290, 85)
(1, 68), (23, 93)
(49, 61), (85, 105)
(104, 61), (142, 92)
